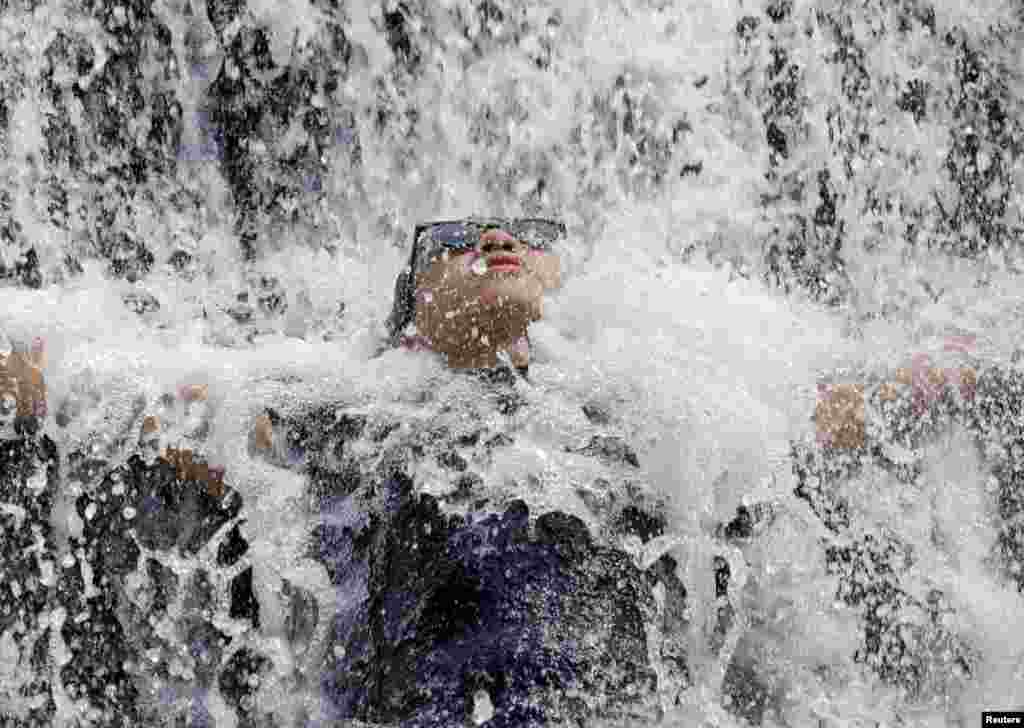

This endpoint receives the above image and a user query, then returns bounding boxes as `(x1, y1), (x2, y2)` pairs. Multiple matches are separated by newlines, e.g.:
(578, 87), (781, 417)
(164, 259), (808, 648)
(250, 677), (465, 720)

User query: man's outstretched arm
(815, 338), (978, 449)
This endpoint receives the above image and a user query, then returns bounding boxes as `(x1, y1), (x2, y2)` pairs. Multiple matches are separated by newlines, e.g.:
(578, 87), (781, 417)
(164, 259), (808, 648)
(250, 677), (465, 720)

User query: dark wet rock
(254, 275), (288, 316)
(124, 456), (243, 554)
(167, 249), (194, 272)
(90, 512), (142, 577)
(217, 520), (249, 566)
(826, 539), (976, 697)
(282, 578), (319, 652)
(13, 412), (43, 438)
(535, 509), (593, 555)
(721, 504), (756, 540)
(309, 453), (364, 501)
(101, 231), (156, 283)
(218, 646), (272, 716)
(122, 290), (161, 315)
(274, 405), (368, 462)
(229, 565), (261, 629)
(680, 160), (704, 177)
(203, 15), (351, 258)
(0, 246), (44, 289)
(786, 364), (1020, 699)
(0, 433), (60, 726)
(708, 556), (737, 659)
(484, 432), (514, 450)
(206, 0), (246, 38)
(445, 472), (484, 504)
(318, 490), (689, 726)
(456, 429), (483, 447)
(721, 657), (771, 726)
(144, 556), (179, 613)
(995, 522), (1024, 593)
(26, 0), (185, 285)
(793, 469), (979, 697)
(615, 504), (666, 543)
(370, 419), (399, 443)
(719, 503), (777, 542)
(227, 302), (255, 324)
(54, 447), (253, 723)
(188, 691), (217, 728)
(581, 400), (612, 425)
(255, 375), (728, 724)
(58, 585), (141, 727)
(436, 448), (468, 472)
(186, 568), (216, 613)
(570, 435), (641, 468)
(235, 382), (698, 723)
(791, 441), (855, 532)
(186, 620), (234, 688)
(495, 389), (526, 416)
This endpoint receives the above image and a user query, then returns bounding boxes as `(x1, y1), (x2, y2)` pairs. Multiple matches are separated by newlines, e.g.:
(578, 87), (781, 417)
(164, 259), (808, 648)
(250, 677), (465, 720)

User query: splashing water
(1, 0), (1023, 724)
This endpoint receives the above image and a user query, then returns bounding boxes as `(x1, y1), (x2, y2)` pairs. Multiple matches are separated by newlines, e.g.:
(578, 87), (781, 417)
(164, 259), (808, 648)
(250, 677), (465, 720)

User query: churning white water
(2, 0), (1024, 724)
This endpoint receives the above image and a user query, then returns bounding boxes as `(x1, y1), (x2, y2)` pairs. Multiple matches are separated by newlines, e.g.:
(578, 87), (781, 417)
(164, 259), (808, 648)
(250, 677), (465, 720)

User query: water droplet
(472, 689), (495, 725)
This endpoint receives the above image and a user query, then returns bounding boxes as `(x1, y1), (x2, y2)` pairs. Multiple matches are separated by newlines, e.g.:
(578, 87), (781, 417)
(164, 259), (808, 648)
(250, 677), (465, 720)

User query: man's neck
(400, 328), (532, 370)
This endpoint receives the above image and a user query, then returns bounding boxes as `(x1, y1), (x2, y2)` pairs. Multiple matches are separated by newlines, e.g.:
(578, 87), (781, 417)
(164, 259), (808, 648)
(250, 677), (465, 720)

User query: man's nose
(479, 230), (521, 253)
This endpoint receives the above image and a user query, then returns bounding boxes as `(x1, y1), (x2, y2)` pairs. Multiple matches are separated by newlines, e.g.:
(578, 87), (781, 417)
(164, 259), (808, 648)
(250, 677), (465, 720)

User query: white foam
(2, 0), (1023, 722)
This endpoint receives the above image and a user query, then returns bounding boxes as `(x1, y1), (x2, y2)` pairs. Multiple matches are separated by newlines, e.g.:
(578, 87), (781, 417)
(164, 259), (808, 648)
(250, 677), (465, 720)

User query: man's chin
(476, 282), (540, 308)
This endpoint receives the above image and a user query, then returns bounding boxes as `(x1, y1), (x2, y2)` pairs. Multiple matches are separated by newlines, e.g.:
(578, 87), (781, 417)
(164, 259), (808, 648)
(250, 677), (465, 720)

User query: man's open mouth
(487, 255), (521, 273)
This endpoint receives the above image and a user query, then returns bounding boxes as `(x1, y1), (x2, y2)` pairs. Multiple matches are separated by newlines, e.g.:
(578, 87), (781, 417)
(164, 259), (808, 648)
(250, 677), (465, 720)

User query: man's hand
(140, 382), (225, 497)
(815, 336), (978, 449)
(815, 382), (866, 449)
(0, 337), (47, 429)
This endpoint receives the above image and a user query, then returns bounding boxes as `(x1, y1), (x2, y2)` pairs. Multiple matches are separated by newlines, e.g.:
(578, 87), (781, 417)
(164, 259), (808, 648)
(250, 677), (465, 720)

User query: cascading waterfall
(1, 0), (1023, 725)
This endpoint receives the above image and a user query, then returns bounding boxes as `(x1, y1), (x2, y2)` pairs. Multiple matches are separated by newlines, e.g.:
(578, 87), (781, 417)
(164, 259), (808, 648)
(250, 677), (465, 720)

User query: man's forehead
(479, 228), (517, 242)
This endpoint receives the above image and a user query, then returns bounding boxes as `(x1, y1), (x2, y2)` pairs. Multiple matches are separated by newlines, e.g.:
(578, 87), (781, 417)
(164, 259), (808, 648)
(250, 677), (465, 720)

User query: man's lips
(487, 255), (521, 272)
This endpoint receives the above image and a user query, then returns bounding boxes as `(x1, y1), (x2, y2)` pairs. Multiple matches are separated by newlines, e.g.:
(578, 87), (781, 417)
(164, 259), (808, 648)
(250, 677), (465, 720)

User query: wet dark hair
(385, 264), (416, 348)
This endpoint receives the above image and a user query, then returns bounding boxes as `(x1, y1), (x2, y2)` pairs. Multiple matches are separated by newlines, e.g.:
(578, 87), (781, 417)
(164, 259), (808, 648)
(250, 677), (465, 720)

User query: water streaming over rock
(1, 0), (1023, 725)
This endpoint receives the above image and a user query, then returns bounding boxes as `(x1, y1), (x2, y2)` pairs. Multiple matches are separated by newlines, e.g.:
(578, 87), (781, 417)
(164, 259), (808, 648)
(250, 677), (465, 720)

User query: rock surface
(0, 397), (266, 727)
(251, 367), (704, 725)
(779, 363), (1021, 707)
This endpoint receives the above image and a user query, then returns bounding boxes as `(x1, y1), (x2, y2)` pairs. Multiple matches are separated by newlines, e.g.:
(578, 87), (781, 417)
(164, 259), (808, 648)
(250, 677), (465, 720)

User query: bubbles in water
(472, 689), (495, 725)
(0, 0), (1022, 723)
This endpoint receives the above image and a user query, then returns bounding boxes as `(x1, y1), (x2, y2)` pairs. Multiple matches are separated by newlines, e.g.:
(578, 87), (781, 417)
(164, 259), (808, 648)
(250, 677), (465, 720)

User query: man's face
(413, 228), (561, 368)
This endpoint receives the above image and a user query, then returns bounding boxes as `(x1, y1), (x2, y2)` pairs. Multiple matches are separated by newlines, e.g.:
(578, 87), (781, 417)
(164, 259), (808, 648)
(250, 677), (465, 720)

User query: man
(252, 217), (569, 464)
(1, 223), (989, 722)
(385, 218), (563, 371)
(245, 218), (705, 725)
